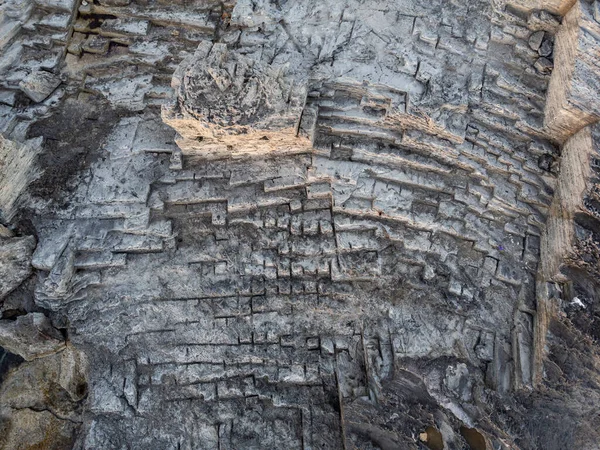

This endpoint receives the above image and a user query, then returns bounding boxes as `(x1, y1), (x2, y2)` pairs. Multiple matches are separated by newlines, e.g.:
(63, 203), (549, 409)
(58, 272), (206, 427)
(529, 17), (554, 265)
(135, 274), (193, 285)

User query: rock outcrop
(0, 236), (35, 300)
(0, 344), (87, 450)
(0, 0), (599, 449)
(543, 0), (600, 142)
(0, 313), (65, 361)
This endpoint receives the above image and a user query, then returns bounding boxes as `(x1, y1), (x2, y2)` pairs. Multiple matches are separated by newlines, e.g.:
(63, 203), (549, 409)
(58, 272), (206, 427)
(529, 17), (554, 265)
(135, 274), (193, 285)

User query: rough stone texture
(0, 136), (42, 222)
(540, 123), (600, 342)
(0, 345), (87, 450)
(544, 0), (600, 142)
(541, 125), (595, 279)
(0, 0), (599, 449)
(19, 70), (62, 103)
(0, 312), (65, 361)
(0, 236), (35, 300)
(164, 0), (492, 156)
(163, 40), (310, 156)
(509, 0), (577, 15)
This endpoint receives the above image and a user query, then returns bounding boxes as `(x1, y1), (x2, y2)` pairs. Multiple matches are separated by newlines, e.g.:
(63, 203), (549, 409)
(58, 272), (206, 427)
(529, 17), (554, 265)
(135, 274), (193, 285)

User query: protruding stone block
(544, 0), (600, 142)
(0, 313), (66, 361)
(18, 70), (61, 103)
(162, 41), (310, 158)
(0, 136), (42, 222)
(0, 236), (35, 300)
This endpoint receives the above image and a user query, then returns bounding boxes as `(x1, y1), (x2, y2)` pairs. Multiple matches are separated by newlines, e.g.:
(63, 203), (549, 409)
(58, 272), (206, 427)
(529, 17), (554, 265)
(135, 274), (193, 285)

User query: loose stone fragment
(529, 31), (545, 50)
(538, 36), (554, 56)
(82, 34), (111, 54)
(534, 57), (554, 74)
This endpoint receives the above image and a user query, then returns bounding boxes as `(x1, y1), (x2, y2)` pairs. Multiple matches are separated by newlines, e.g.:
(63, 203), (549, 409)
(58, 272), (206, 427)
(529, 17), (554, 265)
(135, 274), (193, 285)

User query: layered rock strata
(0, 0), (599, 449)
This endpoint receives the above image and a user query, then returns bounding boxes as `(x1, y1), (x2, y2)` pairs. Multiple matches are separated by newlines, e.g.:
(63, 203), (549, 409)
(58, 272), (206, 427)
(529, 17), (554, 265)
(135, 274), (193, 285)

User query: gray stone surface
(0, 0), (599, 449)
(0, 236), (35, 300)
(19, 70), (62, 103)
(0, 312), (65, 361)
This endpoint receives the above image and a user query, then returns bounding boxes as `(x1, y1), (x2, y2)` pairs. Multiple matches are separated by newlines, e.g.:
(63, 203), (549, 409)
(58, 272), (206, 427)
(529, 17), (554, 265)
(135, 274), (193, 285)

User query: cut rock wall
(0, 0), (600, 449)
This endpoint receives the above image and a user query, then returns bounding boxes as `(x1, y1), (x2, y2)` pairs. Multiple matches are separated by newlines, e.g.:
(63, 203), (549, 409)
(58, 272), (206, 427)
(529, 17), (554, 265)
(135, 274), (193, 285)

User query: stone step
(74, 251), (127, 269)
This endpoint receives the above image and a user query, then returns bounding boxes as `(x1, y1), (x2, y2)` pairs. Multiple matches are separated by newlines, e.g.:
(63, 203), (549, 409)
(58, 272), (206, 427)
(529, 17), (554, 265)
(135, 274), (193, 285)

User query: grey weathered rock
(535, 56), (554, 73)
(19, 70), (62, 103)
(529, 30), (546, 50)
(0, 0), (599, 448)
(0, 313), (65, 360)
(0, 236), (35, 300)
(539, 35), (554, 56)
(0, 135), (43, 222)
(544, 0), (600, 141)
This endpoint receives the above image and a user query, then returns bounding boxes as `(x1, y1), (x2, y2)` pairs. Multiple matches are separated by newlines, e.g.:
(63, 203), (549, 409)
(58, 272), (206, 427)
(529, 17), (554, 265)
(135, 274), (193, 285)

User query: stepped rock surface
(1, 0), (600, 449)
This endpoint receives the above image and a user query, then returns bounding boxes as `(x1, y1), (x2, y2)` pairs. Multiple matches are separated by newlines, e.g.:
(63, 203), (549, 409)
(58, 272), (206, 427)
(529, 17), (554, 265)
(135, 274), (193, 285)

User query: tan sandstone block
(510, 0), (576, 15)
(540, 124), (598, 279)
(544, 0), (600, 142)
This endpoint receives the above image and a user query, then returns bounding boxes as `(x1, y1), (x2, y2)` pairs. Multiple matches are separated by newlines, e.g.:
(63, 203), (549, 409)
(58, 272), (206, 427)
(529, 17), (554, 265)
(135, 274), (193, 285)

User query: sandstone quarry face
(1, 0), (600, 449)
